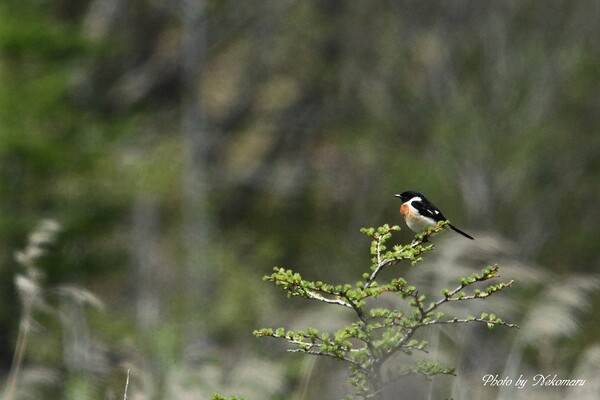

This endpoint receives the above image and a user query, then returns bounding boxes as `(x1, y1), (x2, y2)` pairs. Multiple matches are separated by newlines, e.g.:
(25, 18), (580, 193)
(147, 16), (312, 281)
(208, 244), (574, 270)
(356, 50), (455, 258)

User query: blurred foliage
(1, 0), (600, 399)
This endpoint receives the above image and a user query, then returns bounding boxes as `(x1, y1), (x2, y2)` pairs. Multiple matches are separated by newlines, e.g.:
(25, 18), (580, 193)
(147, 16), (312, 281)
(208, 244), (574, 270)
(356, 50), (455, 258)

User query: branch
(256, 329), (369, 372)
(377, 267), (517, 365)
(123, 369), (131, 400)
(422, 317), (519, 329)
(362, 361), (456, 399)
(304, 288), (354, 309)
(426, 266), (513, 314)
(267, 269), (354, 309)
(257, 224), (518, 400)
(364, 225), (438, 288)
(365, 258), (398, 288)
(287, 348), (368, 372)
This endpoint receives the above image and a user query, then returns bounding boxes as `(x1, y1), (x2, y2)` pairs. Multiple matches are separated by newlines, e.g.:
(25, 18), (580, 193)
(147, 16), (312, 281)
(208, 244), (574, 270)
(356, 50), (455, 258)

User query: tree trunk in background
(82, 0), (126, 40)
(132, 195), (164, 333)
(180, 0), (213, 360)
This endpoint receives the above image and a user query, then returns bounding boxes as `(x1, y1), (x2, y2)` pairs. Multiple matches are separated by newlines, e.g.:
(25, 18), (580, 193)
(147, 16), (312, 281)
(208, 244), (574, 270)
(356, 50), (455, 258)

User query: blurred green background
(1, 0), (600, 399)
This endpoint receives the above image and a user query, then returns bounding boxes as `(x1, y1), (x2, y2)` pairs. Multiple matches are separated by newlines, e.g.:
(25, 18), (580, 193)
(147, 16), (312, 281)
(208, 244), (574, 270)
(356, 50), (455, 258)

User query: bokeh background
(1, 0), (600, 399)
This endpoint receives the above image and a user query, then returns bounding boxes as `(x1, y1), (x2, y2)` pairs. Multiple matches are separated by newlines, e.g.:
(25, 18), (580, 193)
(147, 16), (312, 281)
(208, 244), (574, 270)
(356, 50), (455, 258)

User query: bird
(395, 191), (474, 240)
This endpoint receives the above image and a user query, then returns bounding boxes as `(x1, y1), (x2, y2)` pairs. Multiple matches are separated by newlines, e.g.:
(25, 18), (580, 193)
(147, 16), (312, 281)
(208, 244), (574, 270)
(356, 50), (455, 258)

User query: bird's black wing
(411, 198), (447, 222)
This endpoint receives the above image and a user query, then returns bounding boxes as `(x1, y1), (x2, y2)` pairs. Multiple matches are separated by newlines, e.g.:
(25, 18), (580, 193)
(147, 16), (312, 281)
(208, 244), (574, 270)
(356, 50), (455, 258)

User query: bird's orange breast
(400, 203), (409, 217)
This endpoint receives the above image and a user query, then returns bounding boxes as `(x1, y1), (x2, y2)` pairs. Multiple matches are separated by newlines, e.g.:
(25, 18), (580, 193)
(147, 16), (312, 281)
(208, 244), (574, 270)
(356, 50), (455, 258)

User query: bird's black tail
(449, 224), (475, 240)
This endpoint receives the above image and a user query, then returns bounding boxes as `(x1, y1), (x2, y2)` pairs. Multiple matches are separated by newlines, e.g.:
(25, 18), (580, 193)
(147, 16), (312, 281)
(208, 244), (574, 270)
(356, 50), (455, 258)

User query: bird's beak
(394, 194), (402, 199)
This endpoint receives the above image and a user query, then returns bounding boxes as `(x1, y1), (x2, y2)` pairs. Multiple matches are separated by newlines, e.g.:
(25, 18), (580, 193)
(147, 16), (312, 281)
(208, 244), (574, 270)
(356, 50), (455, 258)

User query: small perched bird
(395, 191), (474, 240)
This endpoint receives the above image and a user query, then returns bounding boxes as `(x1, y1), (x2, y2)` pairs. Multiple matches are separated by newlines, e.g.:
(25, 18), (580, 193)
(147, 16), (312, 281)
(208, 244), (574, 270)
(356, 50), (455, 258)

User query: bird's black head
(394, 191), (423, 202)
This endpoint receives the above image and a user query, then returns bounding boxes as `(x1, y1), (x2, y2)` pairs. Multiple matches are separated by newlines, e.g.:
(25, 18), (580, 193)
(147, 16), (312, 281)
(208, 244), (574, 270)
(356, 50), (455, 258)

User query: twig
(422, 317), (519, 329)
(287, 348), (368, 372)
(304, 288), (353, 309)
(426, 274), (512, 314)
(3, 319), (29, 400)
(123, 369), (130, 400)
(365, 226), (437, 288)
(365, 258), (398, 288)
